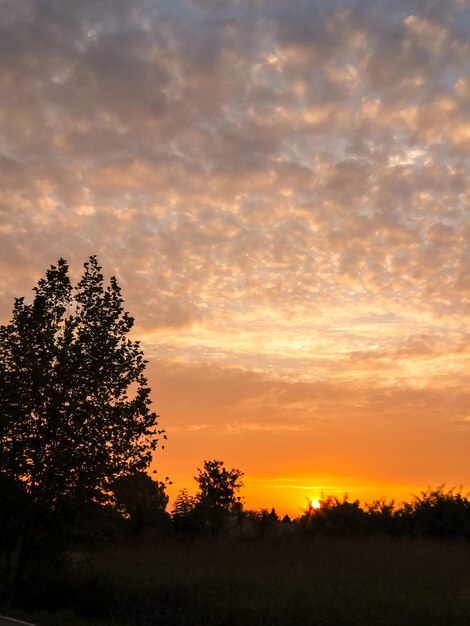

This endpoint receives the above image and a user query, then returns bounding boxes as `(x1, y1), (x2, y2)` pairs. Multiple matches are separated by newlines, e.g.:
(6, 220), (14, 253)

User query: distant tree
(171, 488), (200, 533)
(112, 472), (170, 532)
(172, 488), (198, 519)
(399, 485), (470, 538)
(300, 494), (368, 535)
(191, 460), (244, 534)
(257, 507), (280, 535)
(194, 460), (244, 511)
(365, 498), (397, 534)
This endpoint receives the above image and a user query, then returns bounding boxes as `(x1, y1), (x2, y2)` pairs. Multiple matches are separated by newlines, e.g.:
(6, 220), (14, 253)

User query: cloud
(1, 0), (469, 506)
(150, 359), (470, 431)
(0, 0), (468, 380)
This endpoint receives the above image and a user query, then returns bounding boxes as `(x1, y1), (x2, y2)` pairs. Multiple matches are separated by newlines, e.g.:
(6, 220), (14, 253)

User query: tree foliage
(194, 460), (244, 511)
(400, 485), (470, 537)
(0, 256), (163, 510)
(300, 494), (368, 535)
(112, 472), (170, 531)
(172, 488), (199, 519)
(170, 461), (244, 534)
(297, 486), (470, 538)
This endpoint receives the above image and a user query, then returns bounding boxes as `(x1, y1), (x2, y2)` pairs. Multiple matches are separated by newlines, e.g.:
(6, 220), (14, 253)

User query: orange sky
(0, 0), (469, 517)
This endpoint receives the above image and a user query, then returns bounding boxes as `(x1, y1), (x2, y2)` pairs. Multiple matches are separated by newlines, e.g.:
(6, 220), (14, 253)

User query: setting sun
(311, 499), (321, 510)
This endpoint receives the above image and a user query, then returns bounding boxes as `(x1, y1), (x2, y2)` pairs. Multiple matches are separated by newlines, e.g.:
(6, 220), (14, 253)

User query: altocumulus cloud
(0, 0), (469, 396)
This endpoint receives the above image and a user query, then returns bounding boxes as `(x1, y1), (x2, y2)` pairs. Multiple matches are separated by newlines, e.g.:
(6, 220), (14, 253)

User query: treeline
(4, 460), (470, 569)
(171, 485), (470, 541)
(1, 458), (470, 614)
(168, 463), (470, 540)
(297, 486), (470, 538)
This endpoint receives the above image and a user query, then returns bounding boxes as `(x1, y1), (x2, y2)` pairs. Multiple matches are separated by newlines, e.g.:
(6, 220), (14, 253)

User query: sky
(0, 0), (469, 516)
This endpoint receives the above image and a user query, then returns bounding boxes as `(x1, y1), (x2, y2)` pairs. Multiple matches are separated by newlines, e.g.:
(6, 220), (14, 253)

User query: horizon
(164, 470), (461, 519)
(1, 0), (469, 519)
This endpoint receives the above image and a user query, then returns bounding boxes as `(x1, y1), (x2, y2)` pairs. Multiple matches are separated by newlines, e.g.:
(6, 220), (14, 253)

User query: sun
(311, 499), (321, 510)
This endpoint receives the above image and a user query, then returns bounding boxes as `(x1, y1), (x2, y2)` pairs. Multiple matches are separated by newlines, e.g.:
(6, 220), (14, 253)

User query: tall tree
(0, 256), (163, 510)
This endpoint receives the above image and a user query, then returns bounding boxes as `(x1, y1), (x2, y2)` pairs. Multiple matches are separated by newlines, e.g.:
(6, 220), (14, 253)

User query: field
(16, 535), (470, 626)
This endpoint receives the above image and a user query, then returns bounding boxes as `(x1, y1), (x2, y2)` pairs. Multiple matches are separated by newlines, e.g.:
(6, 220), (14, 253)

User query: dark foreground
(7, 535), (470, 626)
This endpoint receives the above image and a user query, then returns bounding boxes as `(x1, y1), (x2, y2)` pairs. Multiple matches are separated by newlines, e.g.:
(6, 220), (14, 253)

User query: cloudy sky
(1, 0), (469, 514)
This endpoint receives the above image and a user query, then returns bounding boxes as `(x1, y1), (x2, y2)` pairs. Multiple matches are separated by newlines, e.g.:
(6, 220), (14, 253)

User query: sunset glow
(1, 0), (469, 517)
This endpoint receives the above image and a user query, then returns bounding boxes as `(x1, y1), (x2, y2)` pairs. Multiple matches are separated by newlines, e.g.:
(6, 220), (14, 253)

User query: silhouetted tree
(300, 494), (369, 535)
(194, 460), (244, 511)
(112, 472), (170, 532)
(365, 498), (397, 534)
(172, 489), (198, 518)
(398, 486), (470, 538)
(0, 256), (163, 595)
(0, 256), (163, 507)
(191, 460), (244, 534)
(194, 461), (243, 510)
(258, 508), (280, 534)
(171, 488), (200, 533)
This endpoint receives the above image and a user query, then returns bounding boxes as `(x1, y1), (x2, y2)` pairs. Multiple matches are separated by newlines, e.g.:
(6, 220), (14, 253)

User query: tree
(171, 488), (200, 533)
(169, 462), (244, 535)
(400, 486), (470, 538)
(299, 494), (368, 535)
(192, 460), (244, 535)
(172, 488), (198, 519)
(194, 460), (244, 511)
(112, 472), (170, 532)
(0, 256), (163, 509)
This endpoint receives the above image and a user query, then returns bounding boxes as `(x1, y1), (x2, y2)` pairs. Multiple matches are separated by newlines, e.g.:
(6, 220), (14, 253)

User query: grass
(13, 535), (470, 625)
